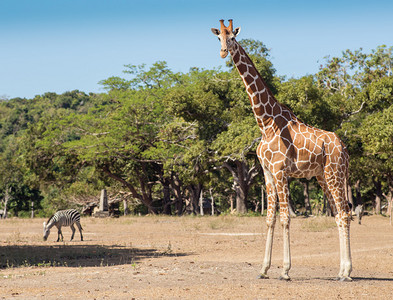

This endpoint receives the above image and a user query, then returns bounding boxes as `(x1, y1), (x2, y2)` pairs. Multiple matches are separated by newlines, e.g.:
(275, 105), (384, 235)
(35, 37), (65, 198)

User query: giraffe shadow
(290, 276), (393, 282)
(0, 244), (188, 269)
(350, 277), (393, 282)
(306, 277), (393, 282)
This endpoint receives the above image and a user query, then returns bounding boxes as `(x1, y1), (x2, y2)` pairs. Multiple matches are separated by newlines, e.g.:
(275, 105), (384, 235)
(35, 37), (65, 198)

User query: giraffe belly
(258, 138), (324, 178)
(259, 153), (322, 179)
(288, 166), (321, 180)
(288, 150), (324, 179)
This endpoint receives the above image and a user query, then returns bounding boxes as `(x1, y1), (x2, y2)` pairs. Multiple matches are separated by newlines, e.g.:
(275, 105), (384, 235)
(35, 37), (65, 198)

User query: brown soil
(1, 215), (393, 299)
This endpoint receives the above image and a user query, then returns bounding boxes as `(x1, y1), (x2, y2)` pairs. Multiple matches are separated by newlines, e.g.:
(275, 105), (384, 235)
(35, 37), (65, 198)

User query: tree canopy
(1, 42), (392, 217)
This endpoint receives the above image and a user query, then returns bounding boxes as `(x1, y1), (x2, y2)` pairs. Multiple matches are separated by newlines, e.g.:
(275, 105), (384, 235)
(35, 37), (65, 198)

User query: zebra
(43, 209), (83, 242)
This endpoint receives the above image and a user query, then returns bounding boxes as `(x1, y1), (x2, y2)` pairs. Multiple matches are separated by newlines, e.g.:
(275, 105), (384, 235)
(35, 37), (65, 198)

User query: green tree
(277, 75), (339, 131)
(317, 46), (393, 213)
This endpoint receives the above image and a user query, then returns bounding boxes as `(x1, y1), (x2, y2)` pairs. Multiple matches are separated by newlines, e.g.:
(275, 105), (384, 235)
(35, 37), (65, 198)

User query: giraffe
(211, 19), (352, 281)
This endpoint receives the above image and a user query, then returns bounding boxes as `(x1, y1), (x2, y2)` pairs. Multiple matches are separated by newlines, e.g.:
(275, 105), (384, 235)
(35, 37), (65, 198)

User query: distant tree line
(1, 40), (392, 217)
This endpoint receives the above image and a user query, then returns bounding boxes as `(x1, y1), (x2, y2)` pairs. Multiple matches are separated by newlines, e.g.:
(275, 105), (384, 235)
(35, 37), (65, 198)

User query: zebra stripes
(43, 209), (83, 242)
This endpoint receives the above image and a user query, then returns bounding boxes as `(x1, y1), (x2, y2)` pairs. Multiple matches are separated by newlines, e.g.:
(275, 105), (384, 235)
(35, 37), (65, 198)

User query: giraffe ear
(233, 27), (241, 37)
(211, 28), (220, 36)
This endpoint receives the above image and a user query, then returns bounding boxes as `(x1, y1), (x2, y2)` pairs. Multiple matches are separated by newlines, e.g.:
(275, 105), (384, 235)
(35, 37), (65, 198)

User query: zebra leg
(57, 227), (63, 242)
(76, 222), (83, 241)
(70, 224), (76, 241)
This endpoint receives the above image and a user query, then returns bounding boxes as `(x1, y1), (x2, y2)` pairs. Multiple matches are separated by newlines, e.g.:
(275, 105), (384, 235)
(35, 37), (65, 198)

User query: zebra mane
(46, 214), (54, 224)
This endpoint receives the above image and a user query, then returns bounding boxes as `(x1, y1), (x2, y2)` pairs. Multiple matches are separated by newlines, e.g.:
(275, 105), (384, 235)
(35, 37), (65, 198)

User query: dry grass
(207, 215), (236, 230)
(1, 215), (393, 299)
(300, 216), (337, 232)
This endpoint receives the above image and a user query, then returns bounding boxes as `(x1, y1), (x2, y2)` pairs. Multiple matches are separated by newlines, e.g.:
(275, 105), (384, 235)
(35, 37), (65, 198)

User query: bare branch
(340, 101), (366, 128)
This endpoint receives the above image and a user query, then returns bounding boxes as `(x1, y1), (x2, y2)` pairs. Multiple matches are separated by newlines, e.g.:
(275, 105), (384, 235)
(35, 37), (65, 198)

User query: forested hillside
(1, 40), (392, 217)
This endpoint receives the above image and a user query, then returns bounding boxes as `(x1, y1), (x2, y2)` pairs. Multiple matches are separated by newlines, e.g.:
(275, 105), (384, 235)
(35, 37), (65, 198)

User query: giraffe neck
(230, 42), (296, 134)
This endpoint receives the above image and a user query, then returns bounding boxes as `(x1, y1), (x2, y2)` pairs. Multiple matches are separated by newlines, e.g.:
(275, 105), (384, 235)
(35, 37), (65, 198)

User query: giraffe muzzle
(220, 49), (228, 58)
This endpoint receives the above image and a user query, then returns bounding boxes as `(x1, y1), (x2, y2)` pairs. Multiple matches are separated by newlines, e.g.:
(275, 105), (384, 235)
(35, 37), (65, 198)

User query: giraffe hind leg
(336, 203), (352, 281)
(316, 175), (337, 216)
(325, 174), (352, 281)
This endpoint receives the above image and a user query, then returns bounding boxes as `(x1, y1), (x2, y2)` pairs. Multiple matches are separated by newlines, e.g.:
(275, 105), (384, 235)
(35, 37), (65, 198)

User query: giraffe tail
(345, 154), (352, 214)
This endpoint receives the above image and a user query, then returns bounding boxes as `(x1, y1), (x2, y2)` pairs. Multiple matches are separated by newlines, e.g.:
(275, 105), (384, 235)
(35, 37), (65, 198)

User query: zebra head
(43, 222), (50, 241)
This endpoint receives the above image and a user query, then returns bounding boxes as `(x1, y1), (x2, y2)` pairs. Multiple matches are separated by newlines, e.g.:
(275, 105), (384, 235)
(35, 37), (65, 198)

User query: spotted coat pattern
(212, 19), (352, 281)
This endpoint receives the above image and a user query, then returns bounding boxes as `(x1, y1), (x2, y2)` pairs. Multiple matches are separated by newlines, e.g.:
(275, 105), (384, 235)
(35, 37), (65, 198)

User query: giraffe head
(211, 19), (241, 58)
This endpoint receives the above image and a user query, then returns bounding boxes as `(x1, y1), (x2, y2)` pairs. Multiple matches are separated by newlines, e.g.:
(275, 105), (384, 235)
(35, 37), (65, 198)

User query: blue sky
(1, 0), (392, 99)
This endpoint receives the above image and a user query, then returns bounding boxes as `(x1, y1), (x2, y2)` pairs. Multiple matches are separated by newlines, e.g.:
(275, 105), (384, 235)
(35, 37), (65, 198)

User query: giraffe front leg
(280, 223), (291, 281)
(276, 175), (291, 281)
(259, 169), (277, 279)
(259, 219), (276, 279)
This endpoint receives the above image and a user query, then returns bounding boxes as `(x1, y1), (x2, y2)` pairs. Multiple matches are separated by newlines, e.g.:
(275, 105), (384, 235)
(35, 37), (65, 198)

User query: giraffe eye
(217, 37), (220, 41)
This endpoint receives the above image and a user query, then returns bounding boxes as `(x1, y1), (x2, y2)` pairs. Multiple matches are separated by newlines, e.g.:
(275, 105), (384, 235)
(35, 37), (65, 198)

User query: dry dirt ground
(1, 215), (393, 299)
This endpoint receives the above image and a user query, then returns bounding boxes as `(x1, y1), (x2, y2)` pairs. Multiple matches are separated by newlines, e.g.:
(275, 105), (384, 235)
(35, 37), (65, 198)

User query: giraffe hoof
(279, 274), (291, 281)
(257, 274), (269, 279)
(339, 276), (352, 282)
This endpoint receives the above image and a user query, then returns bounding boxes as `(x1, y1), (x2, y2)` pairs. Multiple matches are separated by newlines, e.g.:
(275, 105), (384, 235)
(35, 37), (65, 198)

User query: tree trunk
(2, 186), (11, 219)
(387, 193), (393, 226)
(374, 180), (382, 215)
(230, 193), (234, 214)
(383, 178), (393, 225)
(199, 189), (204, 216)
(388, 184), (393, 226)
(354, 179), (362, 206)
(209, 188), (215, 216)
(235, 181), (248, 214)
(170, 173), (183, 216)
(223, 160), (259, 215)
(162, 177), (172, 215)
(374, 195), (381, 215)
(287, 180), (297, 217)
(235, 160), (248, 214)
(102, 167), (157, 214)
(288, 200), (297, 217)
(123, 199), (128, 216)
(301, 180), (311, 215)
(323, 194), (332, 217)
(188, 183), (202, 215)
